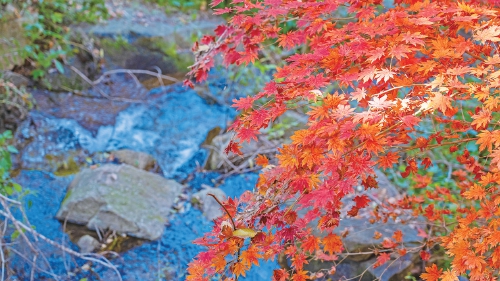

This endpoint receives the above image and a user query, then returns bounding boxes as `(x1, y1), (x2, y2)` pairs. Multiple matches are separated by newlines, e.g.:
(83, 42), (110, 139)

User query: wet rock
(204, 131), (279, 171)
(112, 149), (160, 173)
(0, 72), (31, 133)
(77, 235), (100, 253)
(43, 57), (95, 92)
(79, 4), (220, 83)
(192, 187), (226, 221)
(97, 37), (181, 82)
(56, 164), (183, 240)
(30, 85), (138, 134)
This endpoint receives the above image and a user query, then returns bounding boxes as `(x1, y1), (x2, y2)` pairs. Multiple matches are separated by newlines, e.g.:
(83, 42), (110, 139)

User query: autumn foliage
(185, 0), (500, 280)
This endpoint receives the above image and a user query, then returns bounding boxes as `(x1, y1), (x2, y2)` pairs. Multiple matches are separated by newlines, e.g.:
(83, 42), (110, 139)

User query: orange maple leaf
(393, 230), (403, 243)
(301, 236), (319, 254)
(255, 154), (269, 167)
(322, 234), (343, 254)
(476, 130), (500, 152)
(428, 92), (453, 114)
(463, 184), (487, 201)
(292, 270), (309, 281)
(212, 255), (226, 272)
(440, 269), (458, 281)
(378, 152), (399, 169)
(421, 264), (442, 281)
(471, 109), (492, 130)
(232, 261), (247, 277)
(241, 245), (262, 267)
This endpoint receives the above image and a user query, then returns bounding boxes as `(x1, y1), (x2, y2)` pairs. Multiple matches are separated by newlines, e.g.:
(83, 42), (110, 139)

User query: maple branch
(403, 137), (479, 151)
(465, 51), (484, 62)
(208, 193), (237, 230)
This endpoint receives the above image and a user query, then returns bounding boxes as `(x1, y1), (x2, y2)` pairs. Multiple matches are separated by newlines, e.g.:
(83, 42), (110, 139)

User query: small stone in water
(77, 235), (100, 253)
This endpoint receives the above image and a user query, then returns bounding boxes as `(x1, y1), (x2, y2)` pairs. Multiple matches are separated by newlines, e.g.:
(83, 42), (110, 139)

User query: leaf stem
(208, 193), (237, 230)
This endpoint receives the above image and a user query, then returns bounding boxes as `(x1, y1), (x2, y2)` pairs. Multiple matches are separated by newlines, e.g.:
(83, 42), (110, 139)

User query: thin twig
(69, 66), (145, 103)
(92, 69), (178, 85)
(207, 193), (236, 230)
(0, 196), (123, 281)
(0, 221), (5, 281)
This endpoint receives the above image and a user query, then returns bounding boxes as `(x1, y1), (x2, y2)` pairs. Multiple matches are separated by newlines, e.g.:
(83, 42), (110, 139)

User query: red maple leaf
(373, 253), (391, 268)
(353, 195), (370, 209)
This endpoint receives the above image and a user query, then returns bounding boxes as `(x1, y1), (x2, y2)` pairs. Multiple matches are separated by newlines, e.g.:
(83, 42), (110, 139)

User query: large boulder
(335, 218), (423, 262)
(303, 171), (420, 281)
(305, 217), (424, 281)
(56, 164), (183, 240)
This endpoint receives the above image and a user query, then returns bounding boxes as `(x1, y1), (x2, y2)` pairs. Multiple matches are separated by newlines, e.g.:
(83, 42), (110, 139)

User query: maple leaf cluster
(186, 0), (500, 281)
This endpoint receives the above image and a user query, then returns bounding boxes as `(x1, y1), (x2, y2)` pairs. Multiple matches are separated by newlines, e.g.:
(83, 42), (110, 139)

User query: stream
(8, 70), (277, 280)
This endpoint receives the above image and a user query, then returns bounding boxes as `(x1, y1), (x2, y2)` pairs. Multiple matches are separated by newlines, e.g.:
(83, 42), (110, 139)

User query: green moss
(54, 158), (80, 176)
(61, 189), (73, 205)
(99, 36), (135, 52)
(135, 37), (194, 72)
(101, 235), (144, 253)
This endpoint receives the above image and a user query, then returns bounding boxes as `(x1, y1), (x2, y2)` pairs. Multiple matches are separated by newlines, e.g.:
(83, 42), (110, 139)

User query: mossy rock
(0, 6), (27, 70)
(98, 36), (193, 79)
(56, 164), (183, 240)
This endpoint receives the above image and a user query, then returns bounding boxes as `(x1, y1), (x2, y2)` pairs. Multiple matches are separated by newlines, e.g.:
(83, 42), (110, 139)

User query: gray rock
(315, 253), (417, 281)
(112, 149), (160, 173)
(341, 170), (400, 209)
(192, 187), (226, 221)
(335, 218), (423, 261)
(374, 169), (400, 198)
(1, 71), (30, 88)
(56, 164), (183, 240)
(77, 235), (100, 253)
(81, 4), (223, 49)
(306, 217), (423, 281)
(362, 253), (417, 281)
